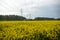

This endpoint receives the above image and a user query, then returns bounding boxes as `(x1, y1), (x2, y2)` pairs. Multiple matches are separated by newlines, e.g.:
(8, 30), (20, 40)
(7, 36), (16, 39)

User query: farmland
(0, 21), (60, 40)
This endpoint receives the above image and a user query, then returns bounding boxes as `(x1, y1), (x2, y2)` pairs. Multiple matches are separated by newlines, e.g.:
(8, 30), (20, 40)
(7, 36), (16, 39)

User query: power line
(0, 0), (16, 12)
(11, 4), (20, 11)
(0, 1), (10, 11)
(0, 0), (24, 15)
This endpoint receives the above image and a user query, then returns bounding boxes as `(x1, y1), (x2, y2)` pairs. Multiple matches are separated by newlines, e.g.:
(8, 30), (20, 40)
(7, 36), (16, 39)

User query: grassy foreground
(0, 21), (60, 40)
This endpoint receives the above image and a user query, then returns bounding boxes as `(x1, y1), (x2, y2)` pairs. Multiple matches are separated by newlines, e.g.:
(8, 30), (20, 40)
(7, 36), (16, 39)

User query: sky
(0, 0), (60, 18)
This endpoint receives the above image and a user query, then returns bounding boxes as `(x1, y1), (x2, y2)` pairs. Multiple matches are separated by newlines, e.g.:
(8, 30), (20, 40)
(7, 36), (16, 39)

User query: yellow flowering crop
(0, 21), (60, 40)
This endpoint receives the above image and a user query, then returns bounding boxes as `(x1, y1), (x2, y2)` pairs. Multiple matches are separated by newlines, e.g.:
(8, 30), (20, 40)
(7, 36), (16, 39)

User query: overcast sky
(0, 0), (60, 18)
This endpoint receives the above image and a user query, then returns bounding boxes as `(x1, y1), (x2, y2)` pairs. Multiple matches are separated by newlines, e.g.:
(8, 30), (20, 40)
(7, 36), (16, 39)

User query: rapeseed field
(0, 21), (60, 40)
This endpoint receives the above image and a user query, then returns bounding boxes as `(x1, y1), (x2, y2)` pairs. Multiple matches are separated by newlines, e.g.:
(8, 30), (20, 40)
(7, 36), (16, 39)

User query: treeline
(0, 15), (60, 21)
(34, 17), (55, 20)
(0, 15), (26, 21)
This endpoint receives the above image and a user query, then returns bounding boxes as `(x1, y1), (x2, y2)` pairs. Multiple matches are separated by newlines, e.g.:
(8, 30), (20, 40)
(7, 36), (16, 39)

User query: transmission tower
(26, 13), (31, 19)
(28, 13), (31, 19)
(21, 8), (23, 16)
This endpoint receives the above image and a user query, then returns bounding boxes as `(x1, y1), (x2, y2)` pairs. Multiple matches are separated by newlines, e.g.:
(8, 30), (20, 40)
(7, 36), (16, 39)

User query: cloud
(0, 0), (60, 18)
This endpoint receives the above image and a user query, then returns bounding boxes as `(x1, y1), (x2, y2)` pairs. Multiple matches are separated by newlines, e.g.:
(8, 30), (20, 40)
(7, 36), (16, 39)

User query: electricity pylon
(27, 13), (31, 19)
(21, 8), (23, 16)
(29, 13), (31, 19)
